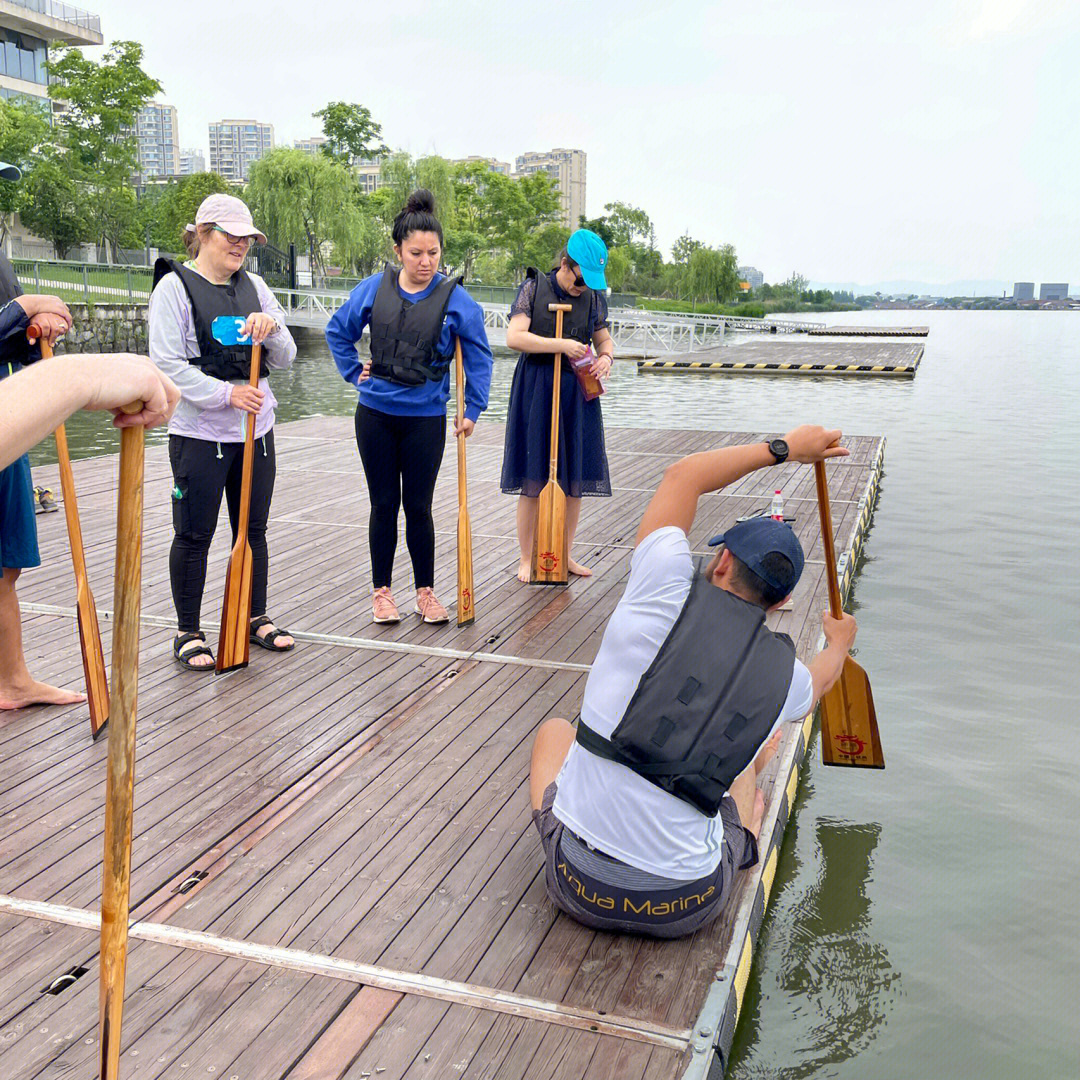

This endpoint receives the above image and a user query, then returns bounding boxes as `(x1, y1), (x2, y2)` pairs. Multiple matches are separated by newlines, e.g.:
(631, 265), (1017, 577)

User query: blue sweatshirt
(325, 270), (493, 423)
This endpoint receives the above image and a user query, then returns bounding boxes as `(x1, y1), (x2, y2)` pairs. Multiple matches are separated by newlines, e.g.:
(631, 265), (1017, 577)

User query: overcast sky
(84, 0), (1079, 287)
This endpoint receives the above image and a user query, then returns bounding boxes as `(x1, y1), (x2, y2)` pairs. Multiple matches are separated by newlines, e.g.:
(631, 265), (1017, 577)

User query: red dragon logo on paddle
(537, 550), (559, 572)
(835, 734), (866, 757)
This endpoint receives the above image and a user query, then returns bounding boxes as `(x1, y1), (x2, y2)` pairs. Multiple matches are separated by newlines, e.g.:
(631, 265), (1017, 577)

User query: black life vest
(576, 559), (796, 816)
(367, 263), (461, 387)
(0, 253), (29, 376)
(152, 258), (260, 381)
(525, 267), (593, 368)
(0, 253), (21, 306)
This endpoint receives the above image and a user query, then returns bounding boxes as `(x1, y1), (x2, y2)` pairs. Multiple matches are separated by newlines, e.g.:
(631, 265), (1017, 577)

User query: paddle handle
(100, 410), (144, 1078)
(455, 338), (467, 495)
(27, 327), (92, 584)
(547, 304), (572, 483)
(814, 460), (844, 618)
(235, 343), (262, 540)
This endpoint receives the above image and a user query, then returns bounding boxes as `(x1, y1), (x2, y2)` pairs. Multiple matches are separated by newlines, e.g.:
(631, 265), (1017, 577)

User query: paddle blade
(216, 541), (253, 673)
(457, 506), (475, 626)
(75, 583), (110, 739)
(820, 655), (884, 768)
(531, 480), (568, 585)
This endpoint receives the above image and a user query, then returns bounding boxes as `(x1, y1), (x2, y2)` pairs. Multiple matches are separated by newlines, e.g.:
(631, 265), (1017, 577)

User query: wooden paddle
(530, 303), (571, 585)
(28, 326), (109, 738)
(454, 338), (475, 626)
(215, 341), (262, 673)
(814, 459), (884, 768)
(99, 402), (144, 1079)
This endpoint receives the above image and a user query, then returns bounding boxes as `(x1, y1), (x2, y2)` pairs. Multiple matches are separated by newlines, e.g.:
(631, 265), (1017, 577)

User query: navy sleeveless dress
(499, 272), (612, 499)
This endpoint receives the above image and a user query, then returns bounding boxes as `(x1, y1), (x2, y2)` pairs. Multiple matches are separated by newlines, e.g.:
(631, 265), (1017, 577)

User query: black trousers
(354, 404), (445, 590)
(168, 431), (276, 633)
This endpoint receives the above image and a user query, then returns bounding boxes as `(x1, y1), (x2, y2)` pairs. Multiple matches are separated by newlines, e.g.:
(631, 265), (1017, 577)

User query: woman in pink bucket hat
(148, 193), (297, 670)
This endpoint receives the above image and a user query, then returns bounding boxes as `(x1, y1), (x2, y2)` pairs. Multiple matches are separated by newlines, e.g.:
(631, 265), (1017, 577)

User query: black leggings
(168, 431), (276, 633)
(354, 404), (445, 590)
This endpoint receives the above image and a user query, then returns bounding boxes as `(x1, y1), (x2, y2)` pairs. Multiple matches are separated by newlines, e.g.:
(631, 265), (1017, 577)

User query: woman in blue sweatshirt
(326, 190), (493, 625)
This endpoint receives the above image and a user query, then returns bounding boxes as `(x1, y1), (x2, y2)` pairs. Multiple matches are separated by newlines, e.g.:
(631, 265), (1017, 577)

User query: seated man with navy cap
(528, 425), (858, 937)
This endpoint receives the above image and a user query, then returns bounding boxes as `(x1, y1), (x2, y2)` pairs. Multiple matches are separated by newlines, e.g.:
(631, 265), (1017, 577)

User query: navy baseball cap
(708, 517), (805, 595)
(0, 161), (22, 181)
(566, 228), (608, 291)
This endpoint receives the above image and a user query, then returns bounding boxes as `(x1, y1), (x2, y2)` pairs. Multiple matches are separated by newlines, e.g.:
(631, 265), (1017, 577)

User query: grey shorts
(531, 782), (754, 939)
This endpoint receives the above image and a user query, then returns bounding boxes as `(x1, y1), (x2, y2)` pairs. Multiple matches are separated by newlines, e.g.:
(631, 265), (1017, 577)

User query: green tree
(685, 244), (741, 306)
(314, 101), (387, 165)
(245, 149), (361, 284)
(0, 99), (50, 248)
(137, 171), (231, 253)
(20, 154), (93, 260)
(603, 201), (652, 248)
(671, 232), (702, 266)
(46, 40), (161, 261)
(523, 223), (571, 274)
(781, 272), (808, 300)
(605, 247), (631, 291)
(577, 213), (616, 248)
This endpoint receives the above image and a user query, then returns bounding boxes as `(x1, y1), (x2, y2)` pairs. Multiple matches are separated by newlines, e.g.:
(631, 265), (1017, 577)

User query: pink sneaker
(371, 587), (400, 624)
(414, 587), (449, 624)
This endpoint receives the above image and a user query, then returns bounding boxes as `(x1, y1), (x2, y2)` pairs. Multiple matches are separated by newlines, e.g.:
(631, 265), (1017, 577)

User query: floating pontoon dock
(0, 416), (884, 1079)
(639, 339), (923, 377)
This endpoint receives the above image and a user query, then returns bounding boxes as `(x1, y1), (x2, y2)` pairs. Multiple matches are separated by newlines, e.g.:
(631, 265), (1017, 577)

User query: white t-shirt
(552, 526), (813, 880)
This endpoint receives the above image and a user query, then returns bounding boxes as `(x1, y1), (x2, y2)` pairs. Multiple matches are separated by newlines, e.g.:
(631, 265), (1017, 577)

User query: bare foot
(517, 559), (531, 583)
(568, 558), (593, 578)
(754, 728), (783, 774)
(0, 680), (87, 711)
(748, 789), (766, 839)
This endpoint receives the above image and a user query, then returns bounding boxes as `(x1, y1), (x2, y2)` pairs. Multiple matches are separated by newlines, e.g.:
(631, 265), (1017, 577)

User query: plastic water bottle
(771, 490), (784, 521)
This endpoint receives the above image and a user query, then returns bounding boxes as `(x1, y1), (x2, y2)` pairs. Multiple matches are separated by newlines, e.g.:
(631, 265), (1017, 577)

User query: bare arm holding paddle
(0, 353), (178, 470)
(635, 421), (860, 709)
(636, 425), (849, 545)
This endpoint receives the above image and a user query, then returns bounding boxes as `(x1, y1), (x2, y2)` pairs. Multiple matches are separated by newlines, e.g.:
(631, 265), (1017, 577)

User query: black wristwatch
(766, 438), (789, 464)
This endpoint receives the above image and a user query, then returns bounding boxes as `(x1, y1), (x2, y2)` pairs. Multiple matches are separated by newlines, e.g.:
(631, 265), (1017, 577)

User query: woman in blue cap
(501, 229), (615, 581)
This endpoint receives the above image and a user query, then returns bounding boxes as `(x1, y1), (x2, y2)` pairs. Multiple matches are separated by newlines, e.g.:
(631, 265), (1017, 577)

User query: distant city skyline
(28, 1), (1080, 284)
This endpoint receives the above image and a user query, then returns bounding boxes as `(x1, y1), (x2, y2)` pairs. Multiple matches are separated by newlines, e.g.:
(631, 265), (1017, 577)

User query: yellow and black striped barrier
(638, 354), (921, 377)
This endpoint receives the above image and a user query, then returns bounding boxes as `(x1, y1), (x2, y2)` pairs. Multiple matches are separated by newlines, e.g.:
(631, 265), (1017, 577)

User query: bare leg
(727, 728), (783, 840)
(565, 497), (592, 577)
(0, 567), (86, 710)
(516, 494), (537, 582)
(530, 716), (576, 810)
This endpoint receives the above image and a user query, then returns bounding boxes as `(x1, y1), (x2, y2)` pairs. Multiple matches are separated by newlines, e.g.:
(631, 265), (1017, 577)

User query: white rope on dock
(19, 603), (593, 673)
(0, 893), (691, 1052)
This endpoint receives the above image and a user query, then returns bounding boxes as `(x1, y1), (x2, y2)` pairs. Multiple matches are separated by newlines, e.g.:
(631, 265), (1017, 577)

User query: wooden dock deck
(0, 416), (884, 1080)
(638, 339), (923, 376)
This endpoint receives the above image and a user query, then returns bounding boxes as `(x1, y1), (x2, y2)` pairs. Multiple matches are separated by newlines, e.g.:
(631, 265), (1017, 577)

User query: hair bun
(405, 188), (436, 214)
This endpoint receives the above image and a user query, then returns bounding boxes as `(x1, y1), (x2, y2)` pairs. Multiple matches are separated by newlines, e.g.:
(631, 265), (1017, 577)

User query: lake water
(28, 311), (1080, 1078)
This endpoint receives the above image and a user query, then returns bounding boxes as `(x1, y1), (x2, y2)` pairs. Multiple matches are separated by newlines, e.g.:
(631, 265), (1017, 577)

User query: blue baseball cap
(0, 161), (22, 181)
(708, 517), (805, 596)
(566, 228), (608, 291)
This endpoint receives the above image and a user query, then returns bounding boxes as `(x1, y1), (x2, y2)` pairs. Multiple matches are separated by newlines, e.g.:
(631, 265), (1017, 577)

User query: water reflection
(734, 819), (901, 1079)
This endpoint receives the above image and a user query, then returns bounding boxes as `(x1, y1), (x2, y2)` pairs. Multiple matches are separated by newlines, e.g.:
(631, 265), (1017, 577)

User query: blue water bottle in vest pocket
(211, 315), (253, 347)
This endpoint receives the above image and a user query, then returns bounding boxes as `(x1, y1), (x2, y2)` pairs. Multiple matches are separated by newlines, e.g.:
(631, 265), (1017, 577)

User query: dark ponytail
(392, 188), (443, 246)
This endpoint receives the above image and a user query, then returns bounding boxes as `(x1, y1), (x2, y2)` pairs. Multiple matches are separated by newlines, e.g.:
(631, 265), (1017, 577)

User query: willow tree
(245, 149), (360, 284)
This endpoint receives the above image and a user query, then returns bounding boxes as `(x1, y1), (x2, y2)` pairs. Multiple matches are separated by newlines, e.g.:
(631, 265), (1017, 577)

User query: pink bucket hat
(186, 193), (267, 245)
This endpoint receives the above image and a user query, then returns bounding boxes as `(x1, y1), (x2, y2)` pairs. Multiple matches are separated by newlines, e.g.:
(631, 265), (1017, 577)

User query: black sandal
(173, 631), (215, 672)
(249, 616), (295, 652)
